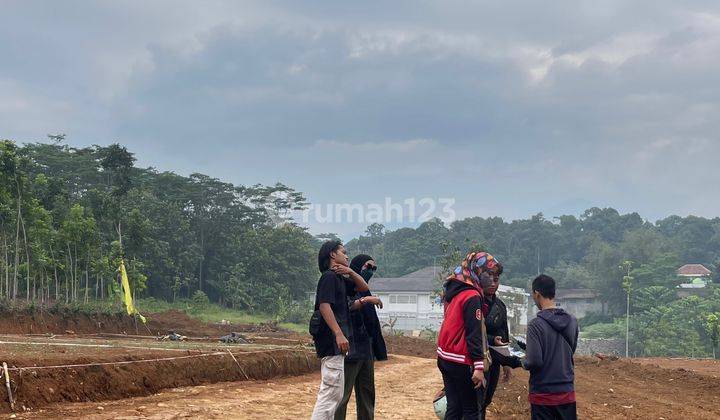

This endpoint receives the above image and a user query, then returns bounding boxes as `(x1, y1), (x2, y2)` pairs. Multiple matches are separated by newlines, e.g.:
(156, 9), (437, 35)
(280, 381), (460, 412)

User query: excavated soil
(0, 338), (317, 413)
(0, 309), (285, 337)
(384, 334), (438, 359)
(380, 336), (720, 419)
(0, 308), (316, 413)
(17, 353), (720, 419)
(3, 313), (720, 419)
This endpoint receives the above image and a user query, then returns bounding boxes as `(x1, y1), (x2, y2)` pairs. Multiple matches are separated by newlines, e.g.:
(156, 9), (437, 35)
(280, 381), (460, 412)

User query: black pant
(437, 358), (485, 420)
(334, 358), (375, 420)
(482, 350), (522, 416)
(531, 403), (577, 420)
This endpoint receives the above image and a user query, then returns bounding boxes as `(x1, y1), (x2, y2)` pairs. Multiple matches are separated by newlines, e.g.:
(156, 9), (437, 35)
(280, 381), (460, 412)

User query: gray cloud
(1, 1), (720, 237)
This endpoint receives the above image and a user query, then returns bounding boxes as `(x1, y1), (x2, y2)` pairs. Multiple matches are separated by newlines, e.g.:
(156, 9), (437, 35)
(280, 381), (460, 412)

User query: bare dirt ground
(0, 310), (316, 413)
(16, 355), (436, 420)
(634, 357), (720, 379)
(16, 352), (720, 419)
(2, 311), (720, 419)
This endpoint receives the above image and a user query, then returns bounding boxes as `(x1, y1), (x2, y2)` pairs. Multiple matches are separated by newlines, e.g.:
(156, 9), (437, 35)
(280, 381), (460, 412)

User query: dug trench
(3, 347), (318, 413)
(19, 346), (720, 419)
(0, 309), (318, 413)
(4, 309), (720, 418)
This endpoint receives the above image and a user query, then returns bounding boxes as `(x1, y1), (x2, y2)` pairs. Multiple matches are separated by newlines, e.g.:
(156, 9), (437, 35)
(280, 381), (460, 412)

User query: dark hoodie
(524, 308), (579, 396)
(347, 255), (388, 362)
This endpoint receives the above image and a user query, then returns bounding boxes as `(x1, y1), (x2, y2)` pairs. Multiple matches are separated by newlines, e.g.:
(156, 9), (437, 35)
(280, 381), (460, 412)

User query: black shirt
(313, 270), (352, 358)
(484, 295), (510, 344)
(346, 290), (373, 362)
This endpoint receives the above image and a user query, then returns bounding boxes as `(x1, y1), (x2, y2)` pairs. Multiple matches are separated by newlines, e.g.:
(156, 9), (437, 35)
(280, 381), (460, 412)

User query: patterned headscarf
(447, 251), (500, 291)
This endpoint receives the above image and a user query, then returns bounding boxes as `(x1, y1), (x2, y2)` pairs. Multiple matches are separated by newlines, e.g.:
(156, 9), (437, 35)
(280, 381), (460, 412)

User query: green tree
(706, 313), (720, 359)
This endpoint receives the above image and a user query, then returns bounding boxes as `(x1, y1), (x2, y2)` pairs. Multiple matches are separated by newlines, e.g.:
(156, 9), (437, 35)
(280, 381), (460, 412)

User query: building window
(388, 294), (417, 304)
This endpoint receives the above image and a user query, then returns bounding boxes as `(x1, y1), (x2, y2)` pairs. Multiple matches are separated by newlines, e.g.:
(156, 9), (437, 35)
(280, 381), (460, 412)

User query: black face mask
(360, 268), (375, 282)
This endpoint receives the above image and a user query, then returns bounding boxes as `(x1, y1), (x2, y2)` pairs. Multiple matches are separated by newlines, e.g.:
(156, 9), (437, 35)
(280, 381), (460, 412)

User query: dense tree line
(346, 211), (720, 356)
(348, 211), (720, 311)
(0, 138), (318, 313)
(3, 137), (718, 355)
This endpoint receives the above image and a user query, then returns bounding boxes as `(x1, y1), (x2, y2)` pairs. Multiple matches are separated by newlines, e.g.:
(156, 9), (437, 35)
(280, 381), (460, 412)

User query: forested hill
(346, 211), (720, 312)
(4, 137), (720, 343)
(0, 139), (318, 313)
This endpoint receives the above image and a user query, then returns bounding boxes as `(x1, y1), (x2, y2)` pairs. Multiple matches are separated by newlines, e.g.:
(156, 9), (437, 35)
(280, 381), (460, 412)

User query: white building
(554, 289), (603, 319)
(676, 263), (713, 298)
(371, 267), (530, 334)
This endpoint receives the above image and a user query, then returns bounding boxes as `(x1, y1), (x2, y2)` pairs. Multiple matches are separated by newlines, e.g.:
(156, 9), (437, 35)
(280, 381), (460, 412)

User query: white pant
(311, 355), (345, 419)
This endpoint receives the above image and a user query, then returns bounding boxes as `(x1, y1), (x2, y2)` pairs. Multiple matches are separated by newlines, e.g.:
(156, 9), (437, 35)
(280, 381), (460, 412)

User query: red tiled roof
(677, 264), (712, 276)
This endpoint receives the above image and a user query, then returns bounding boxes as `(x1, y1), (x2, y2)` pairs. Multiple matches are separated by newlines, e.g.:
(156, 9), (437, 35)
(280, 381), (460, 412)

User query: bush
(191, 290), (210, 310)
(578, 311), (614, 329)
(276, 298), (312, 324)
(581, 321), (624, 339)
(419, 327), (438, 341)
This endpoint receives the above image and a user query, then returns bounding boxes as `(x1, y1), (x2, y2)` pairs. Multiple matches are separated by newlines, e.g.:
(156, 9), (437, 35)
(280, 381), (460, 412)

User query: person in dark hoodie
(523, 274), (579, 420)
(479, 265), (523, 418)
(334, 254), (386, 420)
(437, 251), (500, 420)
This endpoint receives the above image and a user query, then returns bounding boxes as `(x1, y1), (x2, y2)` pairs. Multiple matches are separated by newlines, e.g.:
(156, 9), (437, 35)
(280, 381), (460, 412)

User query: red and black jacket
(436, 280), (486, 371)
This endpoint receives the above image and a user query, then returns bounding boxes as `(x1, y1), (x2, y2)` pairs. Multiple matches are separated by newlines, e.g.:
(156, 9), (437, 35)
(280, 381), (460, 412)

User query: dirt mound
(145, 310), (223, 336)
(385, 335), (437, 359)
(633, 357), (720, 378)
(0, 308), (286, 338)
(0, 310), (138, 335)
(7, 348), (318, 412)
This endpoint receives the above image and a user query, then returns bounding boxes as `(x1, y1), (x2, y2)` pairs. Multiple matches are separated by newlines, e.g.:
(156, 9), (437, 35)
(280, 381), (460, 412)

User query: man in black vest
(479, 268), (523, 418)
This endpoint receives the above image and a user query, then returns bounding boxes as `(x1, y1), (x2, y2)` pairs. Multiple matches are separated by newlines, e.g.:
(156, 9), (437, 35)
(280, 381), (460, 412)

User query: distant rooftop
(370, 266), (527, 295)
(677, 264), (712, 277)
(371, 266), (444, 293)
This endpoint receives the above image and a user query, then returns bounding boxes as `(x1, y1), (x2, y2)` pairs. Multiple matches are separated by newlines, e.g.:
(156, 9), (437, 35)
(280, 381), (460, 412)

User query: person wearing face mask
(477, 266), (523, 418)
(311, 241), (372, 420)
(334, 254), (385, 420)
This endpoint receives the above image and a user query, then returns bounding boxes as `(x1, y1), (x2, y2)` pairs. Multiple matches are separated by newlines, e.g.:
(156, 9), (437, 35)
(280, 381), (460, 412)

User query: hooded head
(350, 254), (377, 281)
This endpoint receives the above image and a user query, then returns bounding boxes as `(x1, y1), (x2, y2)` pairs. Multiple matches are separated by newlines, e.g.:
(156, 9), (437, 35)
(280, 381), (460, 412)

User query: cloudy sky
(2, 1), (719, 238)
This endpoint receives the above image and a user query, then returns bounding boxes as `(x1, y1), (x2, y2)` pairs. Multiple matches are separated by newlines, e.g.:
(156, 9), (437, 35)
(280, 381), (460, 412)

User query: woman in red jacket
(436, 251), (502, 420)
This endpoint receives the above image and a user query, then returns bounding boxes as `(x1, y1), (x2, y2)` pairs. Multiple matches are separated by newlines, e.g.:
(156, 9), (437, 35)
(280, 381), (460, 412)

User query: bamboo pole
(2, 362), (14, 411)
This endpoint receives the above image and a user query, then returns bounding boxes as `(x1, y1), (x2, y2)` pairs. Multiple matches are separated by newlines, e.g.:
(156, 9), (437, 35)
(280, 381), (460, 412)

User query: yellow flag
(119, 260), (147, 324)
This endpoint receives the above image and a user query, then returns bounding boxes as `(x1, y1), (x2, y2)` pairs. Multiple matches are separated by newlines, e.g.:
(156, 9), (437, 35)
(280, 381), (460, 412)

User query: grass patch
(136, 298), (306, 333)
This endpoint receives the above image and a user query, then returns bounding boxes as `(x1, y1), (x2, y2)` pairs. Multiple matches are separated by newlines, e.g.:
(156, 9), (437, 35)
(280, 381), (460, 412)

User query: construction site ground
(1, 310), (719, 419)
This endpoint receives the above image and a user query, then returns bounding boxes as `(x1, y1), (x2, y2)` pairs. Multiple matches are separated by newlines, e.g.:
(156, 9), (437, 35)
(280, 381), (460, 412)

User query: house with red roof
(676, 264), (713, 298)
(677, 264), (712, 278)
